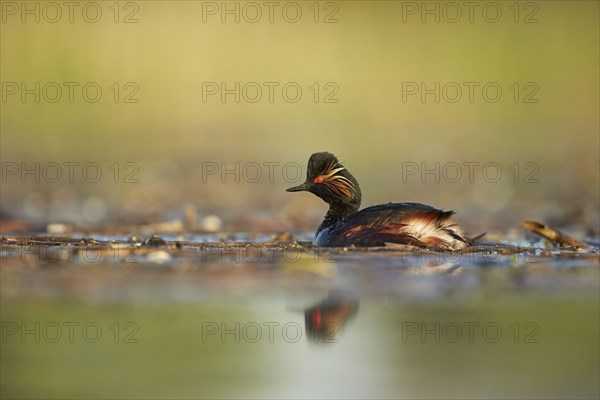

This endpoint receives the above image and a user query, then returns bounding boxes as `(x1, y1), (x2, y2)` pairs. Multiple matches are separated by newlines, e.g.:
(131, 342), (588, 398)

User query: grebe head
(286, 152), (361, 209)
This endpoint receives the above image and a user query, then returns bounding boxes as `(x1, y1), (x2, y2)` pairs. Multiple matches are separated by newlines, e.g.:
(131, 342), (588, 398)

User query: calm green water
(1, 250), (599, 399)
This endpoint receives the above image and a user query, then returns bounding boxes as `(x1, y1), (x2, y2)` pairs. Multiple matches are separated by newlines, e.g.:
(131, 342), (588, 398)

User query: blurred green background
(1, 1), (598, 231)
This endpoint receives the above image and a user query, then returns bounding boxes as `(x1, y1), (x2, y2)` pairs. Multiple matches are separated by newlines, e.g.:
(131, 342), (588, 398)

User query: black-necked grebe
(287, 152), (470, 250)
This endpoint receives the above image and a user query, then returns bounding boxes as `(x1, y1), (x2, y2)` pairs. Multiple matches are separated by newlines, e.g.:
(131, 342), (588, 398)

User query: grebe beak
(286, 182), (311, 192)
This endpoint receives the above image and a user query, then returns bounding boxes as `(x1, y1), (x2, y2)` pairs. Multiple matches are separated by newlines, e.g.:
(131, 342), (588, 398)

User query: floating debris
(143, 235), (167, 247)
(146, 250), (172, 264)
(272, 232), (294, 241)
(183, 204), (197, 230)
(79, 237), (101, 246)
(46, 223), (71, 235)
(521, 220), (588, 250)
(201, 215), (223, 232)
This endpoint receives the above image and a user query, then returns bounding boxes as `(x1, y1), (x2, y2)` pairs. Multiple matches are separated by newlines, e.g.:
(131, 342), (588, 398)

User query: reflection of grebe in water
(304, 292), (359, 343)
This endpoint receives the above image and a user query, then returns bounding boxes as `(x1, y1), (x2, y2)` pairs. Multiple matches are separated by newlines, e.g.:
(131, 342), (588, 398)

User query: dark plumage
(287, 152), (470, 250)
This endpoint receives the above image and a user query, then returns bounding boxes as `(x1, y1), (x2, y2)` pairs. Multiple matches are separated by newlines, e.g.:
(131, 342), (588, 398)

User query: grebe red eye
(312, 310), (321, 327)
(314, 177), (324, 183)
